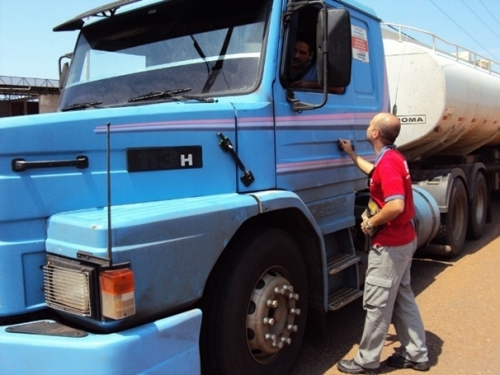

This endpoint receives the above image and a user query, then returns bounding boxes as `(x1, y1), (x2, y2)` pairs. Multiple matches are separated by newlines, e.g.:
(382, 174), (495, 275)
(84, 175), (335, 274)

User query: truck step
(328, 287), (363, 311)
(327, 253), (360, 275)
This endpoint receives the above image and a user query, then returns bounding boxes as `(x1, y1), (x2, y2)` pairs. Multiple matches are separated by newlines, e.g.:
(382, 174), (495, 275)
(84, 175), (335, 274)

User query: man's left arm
(361, 198), (404, 235)
(290, 80), (345, 93)
(290, 63), (345, 93)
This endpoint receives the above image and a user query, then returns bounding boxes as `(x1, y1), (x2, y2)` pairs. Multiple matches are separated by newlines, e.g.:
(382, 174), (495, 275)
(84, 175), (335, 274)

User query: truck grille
(43, 262), (93, 317)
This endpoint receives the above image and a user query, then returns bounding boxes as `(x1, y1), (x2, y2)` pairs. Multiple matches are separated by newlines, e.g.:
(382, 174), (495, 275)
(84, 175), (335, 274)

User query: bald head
(371, 112), (400, 145)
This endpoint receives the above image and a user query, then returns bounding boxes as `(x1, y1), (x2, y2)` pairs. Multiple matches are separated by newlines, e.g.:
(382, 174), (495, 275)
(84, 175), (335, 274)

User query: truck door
(273, 2), (385, 227)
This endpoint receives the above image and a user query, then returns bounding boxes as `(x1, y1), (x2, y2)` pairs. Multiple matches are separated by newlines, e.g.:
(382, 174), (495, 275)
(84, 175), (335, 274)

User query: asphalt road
(290, 199), (500, 375)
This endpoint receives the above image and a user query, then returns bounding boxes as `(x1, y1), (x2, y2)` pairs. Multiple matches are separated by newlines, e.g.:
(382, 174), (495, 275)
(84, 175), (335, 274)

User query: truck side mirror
(58, 53), (73, 92)
(316, 8), (352, 88)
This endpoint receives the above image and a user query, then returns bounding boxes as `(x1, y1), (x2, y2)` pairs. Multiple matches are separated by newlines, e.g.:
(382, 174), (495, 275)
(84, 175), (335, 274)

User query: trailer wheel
(434, 178), (468, 257)
(200, 227), (308, 375)
(467, 172), (487, 240)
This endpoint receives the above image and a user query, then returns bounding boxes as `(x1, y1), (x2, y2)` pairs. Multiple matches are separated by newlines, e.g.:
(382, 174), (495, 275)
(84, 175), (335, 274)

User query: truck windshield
(59, 0), (270, 109)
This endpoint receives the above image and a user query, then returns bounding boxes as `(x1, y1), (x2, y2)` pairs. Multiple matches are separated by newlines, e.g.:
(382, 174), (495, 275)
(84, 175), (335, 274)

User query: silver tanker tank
(382, 25), (500, 162)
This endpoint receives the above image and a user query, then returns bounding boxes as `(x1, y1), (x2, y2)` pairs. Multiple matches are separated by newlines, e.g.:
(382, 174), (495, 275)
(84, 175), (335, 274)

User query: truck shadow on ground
(290, 207), (500, 375)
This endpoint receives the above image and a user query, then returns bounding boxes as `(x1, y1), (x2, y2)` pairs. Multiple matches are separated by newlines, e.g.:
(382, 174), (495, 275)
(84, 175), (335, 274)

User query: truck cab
(0, 1), (390, 374)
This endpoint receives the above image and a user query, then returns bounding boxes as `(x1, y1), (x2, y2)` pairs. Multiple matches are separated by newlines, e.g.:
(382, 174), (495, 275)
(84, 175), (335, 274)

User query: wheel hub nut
(246, 271), (301, 361)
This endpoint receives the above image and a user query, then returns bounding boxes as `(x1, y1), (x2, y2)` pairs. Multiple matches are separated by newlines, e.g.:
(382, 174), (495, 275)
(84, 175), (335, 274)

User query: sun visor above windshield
(53, 0), (142, 31)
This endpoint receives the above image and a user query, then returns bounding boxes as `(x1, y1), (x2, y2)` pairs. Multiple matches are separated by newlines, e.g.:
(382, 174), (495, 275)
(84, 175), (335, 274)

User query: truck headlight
(43, 254), (136, 321)
(43, 255), (98, 317)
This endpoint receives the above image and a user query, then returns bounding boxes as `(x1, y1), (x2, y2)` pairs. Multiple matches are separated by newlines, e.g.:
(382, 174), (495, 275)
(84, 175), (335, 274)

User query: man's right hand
(339, 138), (353, 153)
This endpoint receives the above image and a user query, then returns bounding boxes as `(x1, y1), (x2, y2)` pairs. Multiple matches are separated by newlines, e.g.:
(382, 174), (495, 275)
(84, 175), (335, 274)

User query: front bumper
(0, 309), (201, 375)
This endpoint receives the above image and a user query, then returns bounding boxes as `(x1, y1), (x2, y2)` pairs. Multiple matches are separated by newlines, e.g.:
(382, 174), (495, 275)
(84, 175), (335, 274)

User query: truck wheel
(434, 178), (468, 257)
(201, 227), (308, 375)
(467, 172), (487, 240)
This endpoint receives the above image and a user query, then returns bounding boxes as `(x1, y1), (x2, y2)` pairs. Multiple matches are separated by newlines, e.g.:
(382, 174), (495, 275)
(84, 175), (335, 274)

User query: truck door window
(284, 6), (320, 91)
(284, 6), (345, 95)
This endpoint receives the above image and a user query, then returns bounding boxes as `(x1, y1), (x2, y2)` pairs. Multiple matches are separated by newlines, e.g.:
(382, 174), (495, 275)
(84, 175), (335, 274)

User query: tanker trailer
(382, 25), (500, 256)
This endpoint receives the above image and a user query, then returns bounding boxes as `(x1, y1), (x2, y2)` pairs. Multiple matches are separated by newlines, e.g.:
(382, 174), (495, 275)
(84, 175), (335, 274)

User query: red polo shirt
(369, 147), (416, 246)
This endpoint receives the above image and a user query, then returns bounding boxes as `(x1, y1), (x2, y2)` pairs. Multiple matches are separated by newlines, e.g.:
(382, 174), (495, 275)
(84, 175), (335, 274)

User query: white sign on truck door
(352, 25), (369, 63)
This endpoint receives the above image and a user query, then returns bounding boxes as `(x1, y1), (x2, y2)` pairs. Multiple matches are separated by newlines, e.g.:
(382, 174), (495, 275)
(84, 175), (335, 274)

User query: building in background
(0, 76), (60, 117)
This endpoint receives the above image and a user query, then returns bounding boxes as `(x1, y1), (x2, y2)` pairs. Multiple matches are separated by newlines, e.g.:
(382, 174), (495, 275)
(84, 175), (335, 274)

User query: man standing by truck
(337, 113), (429, 374)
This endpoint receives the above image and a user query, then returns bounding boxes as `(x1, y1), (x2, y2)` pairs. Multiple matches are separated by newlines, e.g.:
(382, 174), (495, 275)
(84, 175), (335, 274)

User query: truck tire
(434, 178), (468, 257)
(467, 172), (487, 240)
(200, 227), (308, 375)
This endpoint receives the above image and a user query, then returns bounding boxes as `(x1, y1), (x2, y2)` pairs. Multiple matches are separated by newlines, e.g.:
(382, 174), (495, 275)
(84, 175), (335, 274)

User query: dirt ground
(290, 200), (500, 375)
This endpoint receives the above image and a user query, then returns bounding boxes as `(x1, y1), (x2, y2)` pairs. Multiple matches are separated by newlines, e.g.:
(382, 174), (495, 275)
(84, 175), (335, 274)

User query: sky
(0, 0), (499, 80)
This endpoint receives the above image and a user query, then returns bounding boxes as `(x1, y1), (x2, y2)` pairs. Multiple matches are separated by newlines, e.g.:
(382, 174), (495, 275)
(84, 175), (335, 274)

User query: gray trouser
(354, 238), (428, 369)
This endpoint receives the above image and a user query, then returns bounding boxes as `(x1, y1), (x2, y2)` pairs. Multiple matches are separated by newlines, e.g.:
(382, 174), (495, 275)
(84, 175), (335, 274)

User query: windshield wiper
(128, 88), (191, 103)
(201, 27), (233, 94)
(182, 94), (215, 103)
(190, 35), (211, 75)
(61, 101), (103, 111)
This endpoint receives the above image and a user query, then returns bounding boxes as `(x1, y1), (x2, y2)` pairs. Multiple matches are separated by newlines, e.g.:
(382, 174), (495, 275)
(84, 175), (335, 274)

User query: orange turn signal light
(100, 268), (136, 320)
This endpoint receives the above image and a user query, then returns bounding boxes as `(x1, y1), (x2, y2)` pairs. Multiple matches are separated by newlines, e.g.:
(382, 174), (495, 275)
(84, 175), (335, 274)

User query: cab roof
(54, 0), (379, 32)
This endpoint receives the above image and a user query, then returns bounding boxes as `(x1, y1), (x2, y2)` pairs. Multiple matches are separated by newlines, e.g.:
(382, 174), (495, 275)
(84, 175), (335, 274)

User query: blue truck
(2, 0), (500, 374)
